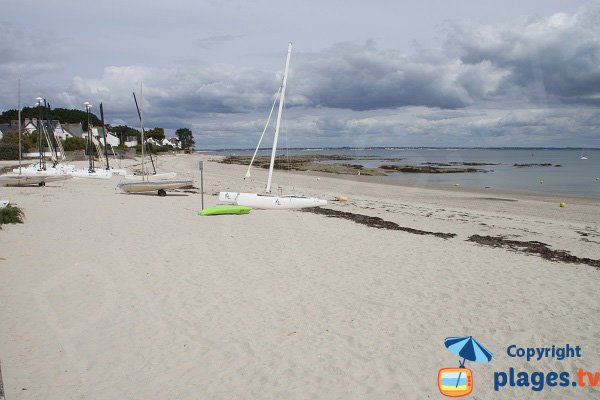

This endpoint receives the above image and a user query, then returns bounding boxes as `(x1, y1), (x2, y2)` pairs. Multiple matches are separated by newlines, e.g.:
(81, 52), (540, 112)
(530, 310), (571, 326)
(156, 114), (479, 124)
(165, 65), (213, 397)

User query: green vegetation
(0, 131), (38, 159)
(176, 128), (195, 150)
(146, 127), (165, 141)
(111, 125), (140, 145)
(0, 107), (101, 129)
(0, 204), (25, 228)
(62, 137), (86, 151)
(1, 108), (193, 157)
(0, 143), (19, 160)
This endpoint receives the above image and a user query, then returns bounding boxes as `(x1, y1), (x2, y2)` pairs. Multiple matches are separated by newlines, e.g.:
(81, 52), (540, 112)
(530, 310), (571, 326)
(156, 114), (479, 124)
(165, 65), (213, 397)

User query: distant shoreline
(198, 146), (600, 152)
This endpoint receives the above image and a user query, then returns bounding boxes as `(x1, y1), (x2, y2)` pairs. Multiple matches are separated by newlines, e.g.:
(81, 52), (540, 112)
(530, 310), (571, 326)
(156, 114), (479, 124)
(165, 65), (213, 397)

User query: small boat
(219, 192), (326, 209)
(118, 179), (193, 196)
(199, 205), (251, 216)
(118, 83), (190, 196)
(0, 173), (72, 187)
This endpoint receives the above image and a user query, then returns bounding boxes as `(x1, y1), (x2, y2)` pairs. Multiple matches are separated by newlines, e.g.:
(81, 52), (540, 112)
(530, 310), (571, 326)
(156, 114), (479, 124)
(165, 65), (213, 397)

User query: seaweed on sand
(300, 207), (456, 239)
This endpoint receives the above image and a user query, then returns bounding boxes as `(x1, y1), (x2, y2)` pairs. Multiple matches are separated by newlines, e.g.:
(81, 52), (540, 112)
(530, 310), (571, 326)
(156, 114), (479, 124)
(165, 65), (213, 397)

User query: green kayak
(199, 205), (252, 216)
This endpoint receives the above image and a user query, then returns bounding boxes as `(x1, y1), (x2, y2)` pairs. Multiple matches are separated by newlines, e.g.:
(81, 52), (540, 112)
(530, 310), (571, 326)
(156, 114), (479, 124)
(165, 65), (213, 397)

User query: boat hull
(0, 174), (72, 186)
(219, 192), (327, 209)
(118, 180), (193, 193)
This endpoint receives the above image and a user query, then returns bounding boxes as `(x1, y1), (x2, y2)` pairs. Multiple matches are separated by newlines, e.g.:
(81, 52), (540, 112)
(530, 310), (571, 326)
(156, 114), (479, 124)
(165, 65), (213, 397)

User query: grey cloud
(3, 3), (599, 148)
(0, 25), (69, 77)
(293, 42), (503, 111)
(445, 2), (600, 105)
(0, 25), (71, 108)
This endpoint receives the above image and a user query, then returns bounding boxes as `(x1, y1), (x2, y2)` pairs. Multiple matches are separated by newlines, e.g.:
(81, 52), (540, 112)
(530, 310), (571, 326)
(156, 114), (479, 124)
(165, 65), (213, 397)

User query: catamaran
(1, 87), (72, 186)
(219, 43), (327, 209)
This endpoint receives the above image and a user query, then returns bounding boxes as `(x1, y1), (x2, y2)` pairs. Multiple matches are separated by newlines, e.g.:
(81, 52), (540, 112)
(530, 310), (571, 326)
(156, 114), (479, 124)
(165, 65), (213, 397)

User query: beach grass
(0, 204), (24, 228)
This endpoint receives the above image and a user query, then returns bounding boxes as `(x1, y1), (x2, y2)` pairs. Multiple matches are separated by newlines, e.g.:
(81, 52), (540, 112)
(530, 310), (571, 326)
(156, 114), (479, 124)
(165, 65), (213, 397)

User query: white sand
(1, 154), (599, 399)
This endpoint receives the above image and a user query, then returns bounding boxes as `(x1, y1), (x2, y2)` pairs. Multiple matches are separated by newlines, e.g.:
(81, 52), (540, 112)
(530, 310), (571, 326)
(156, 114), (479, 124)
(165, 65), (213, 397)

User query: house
(23, 118), (73, 140)
(93, 127), (119, 147)
(124, 136), (138, 147)
(144, 137), (181, 149)
(0, 120), (20, 139)
(165, 138), (181, 149)
(146, 137), (160, 146)
(62, 122), (84, 138)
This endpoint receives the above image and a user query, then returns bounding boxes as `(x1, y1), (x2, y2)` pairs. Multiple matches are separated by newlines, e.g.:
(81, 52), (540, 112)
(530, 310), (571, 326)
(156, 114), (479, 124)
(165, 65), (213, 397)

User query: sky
(1, 0), (599, 148)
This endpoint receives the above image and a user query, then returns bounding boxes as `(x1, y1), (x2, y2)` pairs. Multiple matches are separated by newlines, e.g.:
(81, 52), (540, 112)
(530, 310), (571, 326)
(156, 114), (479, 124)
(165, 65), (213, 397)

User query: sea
(203, 148), (600, 198)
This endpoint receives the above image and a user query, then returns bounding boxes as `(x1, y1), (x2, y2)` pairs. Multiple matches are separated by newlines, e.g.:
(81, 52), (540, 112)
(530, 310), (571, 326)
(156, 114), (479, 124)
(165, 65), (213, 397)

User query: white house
(92, 127), (119, 147)
(162, 138), (181, 149)
(23, 118), (72, 140)
(124, 136), (138, 147)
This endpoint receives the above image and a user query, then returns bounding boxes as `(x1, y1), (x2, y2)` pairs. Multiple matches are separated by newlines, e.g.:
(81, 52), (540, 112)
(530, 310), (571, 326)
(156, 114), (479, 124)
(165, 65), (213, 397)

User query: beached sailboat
(122, 92), (177, 181)
(0, 86), (72, 186)
(99, 102), (127, 176)
(0, 173), (71, 187)
(71, 102), (114, 179)
(219, 43), (327, 209)
(118, 83), (191, 196)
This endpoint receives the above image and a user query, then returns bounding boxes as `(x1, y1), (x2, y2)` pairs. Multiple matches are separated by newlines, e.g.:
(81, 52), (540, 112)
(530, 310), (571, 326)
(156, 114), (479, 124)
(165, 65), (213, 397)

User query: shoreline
(4, 154), (599, 201)
(206, 155), (600, 204)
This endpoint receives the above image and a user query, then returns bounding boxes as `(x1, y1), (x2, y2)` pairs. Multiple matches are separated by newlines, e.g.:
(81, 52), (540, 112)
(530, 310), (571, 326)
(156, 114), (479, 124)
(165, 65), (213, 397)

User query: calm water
(205, 148), (600, 197)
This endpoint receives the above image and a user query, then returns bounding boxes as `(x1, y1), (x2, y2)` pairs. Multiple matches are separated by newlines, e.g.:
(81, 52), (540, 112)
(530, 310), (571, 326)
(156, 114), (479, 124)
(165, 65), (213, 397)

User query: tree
(0, 131), (33, 159)
(62, 137), (86, 151)
(146, 127), (165, 141)
(110, 125), (140, 145)
(0, 107), (101, 126)
(176, 128), (195, 150)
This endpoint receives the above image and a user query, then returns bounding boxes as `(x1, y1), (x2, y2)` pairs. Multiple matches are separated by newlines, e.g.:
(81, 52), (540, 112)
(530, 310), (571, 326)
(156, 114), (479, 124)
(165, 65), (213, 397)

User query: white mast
(140, 82), (145, 181)
(266, 42), (292, 194)
(18, 79), (22, 174)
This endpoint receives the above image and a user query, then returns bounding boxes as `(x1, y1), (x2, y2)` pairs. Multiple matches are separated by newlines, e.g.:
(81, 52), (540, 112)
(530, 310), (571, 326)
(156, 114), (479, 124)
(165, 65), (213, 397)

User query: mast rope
(244, 86), (281, 179)
(282, 98), (293, 189)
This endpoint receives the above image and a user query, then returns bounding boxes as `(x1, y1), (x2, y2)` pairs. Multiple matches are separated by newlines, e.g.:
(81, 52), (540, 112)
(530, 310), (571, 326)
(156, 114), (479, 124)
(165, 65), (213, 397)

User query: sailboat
(122, 92), (177, 181)
(118, 83), (192, 196)
(12, 101), (76, 177)
(70, 102), (114, 179)
(1, 86), (71, 186)
(219, 43), (327, 209)
(580, 149), (588, 160)
(99, 102), (126, 176)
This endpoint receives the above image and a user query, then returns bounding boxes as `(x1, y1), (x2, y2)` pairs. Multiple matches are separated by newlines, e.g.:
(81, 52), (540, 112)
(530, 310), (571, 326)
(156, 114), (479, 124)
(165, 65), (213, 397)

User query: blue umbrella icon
(444, 336), (493, 387)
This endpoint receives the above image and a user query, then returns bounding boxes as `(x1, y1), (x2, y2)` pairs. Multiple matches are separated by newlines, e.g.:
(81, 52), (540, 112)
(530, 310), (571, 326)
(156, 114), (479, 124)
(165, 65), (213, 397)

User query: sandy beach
(1, 153), (599, 399)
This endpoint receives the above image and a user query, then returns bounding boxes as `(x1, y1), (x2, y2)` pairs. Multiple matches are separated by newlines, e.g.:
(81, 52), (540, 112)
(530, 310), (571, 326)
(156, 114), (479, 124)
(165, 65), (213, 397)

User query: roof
(0, 123), (18, 134)
(62, 122), (84, 137)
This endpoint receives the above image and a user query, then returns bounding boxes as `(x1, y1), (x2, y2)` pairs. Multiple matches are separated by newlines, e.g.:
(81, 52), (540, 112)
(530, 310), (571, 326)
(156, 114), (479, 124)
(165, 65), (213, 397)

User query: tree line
(0, 108), (196, 160)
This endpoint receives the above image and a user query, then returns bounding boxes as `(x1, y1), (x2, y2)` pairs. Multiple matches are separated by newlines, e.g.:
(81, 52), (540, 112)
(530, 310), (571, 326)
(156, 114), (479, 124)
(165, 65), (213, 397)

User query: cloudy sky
(1, 0), (599, 148)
